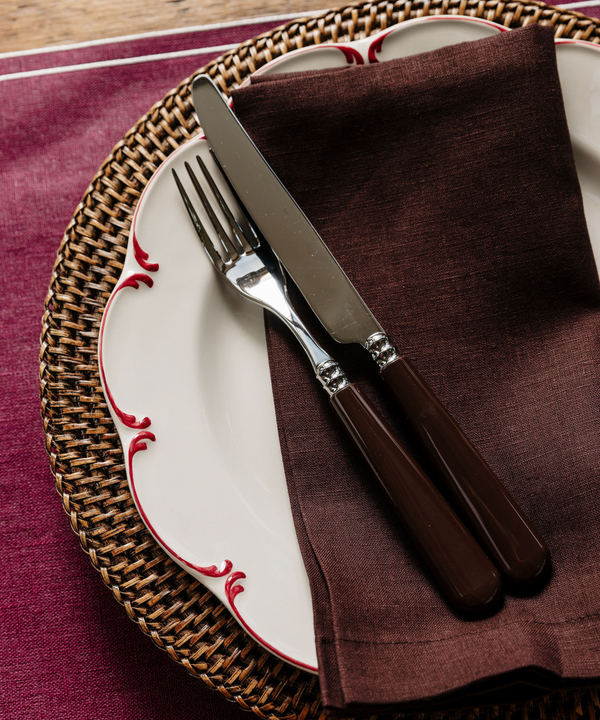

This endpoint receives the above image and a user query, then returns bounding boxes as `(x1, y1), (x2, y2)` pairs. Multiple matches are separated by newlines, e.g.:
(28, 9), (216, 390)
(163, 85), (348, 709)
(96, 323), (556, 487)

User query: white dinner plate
(99, 16), (600, 671)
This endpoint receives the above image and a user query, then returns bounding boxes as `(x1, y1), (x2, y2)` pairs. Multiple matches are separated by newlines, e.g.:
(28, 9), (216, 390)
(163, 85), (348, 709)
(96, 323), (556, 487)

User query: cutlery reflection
(173, 154), (502, 614)
(191, 74), (550, 588)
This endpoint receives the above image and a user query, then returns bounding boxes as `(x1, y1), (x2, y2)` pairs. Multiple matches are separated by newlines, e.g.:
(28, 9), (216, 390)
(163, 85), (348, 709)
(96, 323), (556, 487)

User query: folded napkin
(231, 24), (600, 713)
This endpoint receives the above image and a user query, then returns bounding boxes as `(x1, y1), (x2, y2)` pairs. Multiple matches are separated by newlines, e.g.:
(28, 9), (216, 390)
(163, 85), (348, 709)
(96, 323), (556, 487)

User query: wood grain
(0, 0), (328, 53)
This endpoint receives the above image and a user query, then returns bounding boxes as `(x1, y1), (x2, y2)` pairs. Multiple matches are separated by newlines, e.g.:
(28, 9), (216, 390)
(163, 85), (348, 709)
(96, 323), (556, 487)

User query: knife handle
(330, 383), (502, 613)
(380, 356), (550, 586)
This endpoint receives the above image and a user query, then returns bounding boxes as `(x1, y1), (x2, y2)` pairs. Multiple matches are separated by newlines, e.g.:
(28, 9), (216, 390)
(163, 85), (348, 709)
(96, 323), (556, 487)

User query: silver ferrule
(364, 332), (399, 369)
(316, 360), (350, 396)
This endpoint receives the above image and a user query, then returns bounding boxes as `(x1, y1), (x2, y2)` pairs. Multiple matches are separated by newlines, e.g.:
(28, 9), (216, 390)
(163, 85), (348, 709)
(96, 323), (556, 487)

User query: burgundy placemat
(4, 4), (600, 720)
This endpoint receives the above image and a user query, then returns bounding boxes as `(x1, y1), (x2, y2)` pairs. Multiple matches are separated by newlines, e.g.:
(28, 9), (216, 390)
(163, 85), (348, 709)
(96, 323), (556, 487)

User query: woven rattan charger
(39, 2), (600, 718)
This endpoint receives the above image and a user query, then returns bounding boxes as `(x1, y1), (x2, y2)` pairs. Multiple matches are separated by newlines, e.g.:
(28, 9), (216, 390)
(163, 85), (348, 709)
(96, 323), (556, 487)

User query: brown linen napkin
(231, 24), (600, 713)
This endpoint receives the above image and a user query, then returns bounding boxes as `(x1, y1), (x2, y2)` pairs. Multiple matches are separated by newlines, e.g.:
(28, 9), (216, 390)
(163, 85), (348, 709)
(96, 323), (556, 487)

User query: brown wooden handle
(380, 357), (550, 586)
(330, 383), (501, 613)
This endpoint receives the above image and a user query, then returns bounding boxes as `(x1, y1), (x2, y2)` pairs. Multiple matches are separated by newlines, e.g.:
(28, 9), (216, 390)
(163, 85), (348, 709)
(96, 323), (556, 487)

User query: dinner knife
(191, 74), (550, 587)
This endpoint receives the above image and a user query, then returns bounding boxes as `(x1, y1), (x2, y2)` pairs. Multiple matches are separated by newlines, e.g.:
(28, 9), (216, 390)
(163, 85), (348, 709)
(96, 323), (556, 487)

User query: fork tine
(172, 169), (226, 272)
(207, 150), (260, 250)
(195, 155), (257, 254)
(184, 160), (240, 263)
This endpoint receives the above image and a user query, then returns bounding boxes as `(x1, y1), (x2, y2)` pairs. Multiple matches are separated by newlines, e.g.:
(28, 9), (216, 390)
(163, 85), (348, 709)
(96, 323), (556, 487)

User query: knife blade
(191, 74), (550, 587)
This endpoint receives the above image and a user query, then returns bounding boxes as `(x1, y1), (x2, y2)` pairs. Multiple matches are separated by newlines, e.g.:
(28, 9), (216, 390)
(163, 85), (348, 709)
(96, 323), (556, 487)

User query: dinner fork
(173, 154), (502, 613)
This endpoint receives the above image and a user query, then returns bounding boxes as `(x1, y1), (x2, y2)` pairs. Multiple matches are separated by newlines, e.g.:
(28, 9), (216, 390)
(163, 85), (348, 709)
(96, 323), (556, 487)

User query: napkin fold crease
(232, 24), (600, 713)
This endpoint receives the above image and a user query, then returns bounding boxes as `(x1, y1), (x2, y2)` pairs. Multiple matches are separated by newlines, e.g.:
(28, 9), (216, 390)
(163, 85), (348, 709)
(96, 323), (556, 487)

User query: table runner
(2, 5), (600, 720)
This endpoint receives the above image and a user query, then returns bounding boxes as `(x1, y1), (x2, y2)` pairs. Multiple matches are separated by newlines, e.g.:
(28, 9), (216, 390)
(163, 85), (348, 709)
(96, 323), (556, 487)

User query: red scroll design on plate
(225, 571), (247, 605)
(367, 29), (394, 63)
(337, 45), (364, 65)
(99, 273), (154, 430)
(128, 431), (233, 578)
(224, 572), (318, 672)
(132, 231), (159, 272)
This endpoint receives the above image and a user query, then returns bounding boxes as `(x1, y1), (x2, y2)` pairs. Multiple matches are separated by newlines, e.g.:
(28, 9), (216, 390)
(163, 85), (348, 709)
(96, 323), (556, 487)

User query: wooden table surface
(0, 0), (328, 53)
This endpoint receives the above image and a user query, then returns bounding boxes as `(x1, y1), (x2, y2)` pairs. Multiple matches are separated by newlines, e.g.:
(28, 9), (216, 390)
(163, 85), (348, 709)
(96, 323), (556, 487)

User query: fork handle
(330, 383), (501, 613)
(380, 357), (550, 586)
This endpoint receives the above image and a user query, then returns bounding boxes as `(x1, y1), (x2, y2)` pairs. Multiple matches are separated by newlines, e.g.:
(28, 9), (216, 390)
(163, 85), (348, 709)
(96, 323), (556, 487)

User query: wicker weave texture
(39, 2), (600, 719)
